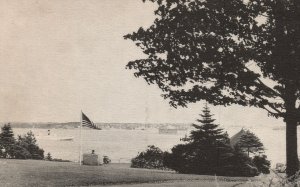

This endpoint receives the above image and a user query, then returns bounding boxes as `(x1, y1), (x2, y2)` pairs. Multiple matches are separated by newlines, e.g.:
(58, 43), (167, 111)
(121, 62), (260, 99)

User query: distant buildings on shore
(2, 122), (192, 131)
(158, 125), (178, 134)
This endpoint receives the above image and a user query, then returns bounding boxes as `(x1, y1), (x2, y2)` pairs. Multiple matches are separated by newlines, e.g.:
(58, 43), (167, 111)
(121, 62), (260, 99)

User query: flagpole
(79, 110), (83, 165)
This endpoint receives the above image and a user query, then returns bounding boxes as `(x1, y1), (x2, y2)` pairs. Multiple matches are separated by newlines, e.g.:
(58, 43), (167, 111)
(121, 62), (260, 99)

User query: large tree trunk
(284, 87), (299, 177)
(286, 116), (299, 177)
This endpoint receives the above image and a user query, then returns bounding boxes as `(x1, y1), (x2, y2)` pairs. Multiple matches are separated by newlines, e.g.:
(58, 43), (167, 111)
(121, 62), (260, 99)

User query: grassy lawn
(0, 159), (256, 187)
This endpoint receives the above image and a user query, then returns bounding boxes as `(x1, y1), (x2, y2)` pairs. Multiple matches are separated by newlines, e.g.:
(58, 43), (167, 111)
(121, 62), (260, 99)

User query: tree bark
(284, 86), (299, 177)
(286, 117), (299, 177)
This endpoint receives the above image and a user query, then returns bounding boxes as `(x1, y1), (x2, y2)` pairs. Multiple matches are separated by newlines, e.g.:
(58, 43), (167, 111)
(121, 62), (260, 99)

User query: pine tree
(236, 130), (264, 157)
(165, 104), (234, 175)
(17, 131), (44, 160)
(0, 123), (16, 158)
(189, 104), (229, 146)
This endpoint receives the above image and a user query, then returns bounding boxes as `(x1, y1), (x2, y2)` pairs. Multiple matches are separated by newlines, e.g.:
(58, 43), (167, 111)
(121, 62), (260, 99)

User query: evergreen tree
(0, 123), (16, 158)
(188, 104), (232, 174)
(164, 104), (257, 176)
(236, 130), (264, 157)
(189, 104), (229, 146)
(0, 125), (45, 160)
(16, 131), (44, 159)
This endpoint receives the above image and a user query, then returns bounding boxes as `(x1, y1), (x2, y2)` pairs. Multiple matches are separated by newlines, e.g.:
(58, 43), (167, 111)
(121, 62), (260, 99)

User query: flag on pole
(79, 111), (101, 165)
(81, 112), (101, 130)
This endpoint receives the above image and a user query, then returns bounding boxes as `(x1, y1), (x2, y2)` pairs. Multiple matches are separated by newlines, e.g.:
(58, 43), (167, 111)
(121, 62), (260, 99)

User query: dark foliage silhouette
(164, 105), (259, 176)
(253, 155), (271, 174)
(0, 125), (44, 160)
(236, 130), (264, 157)
(16, 131), (44, 159)
(131, 145), (166, 170)
(125, 0), (300, 176)
(0, 124), (16, 158)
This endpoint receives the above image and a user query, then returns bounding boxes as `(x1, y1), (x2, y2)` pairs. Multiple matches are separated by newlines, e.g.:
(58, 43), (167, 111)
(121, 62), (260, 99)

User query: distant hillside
(0, 122), (192, 130)
(0, 122), (80, 129)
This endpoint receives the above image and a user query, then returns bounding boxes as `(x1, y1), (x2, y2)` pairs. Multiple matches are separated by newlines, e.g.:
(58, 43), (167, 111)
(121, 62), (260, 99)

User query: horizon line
(0, 121), (193, 125)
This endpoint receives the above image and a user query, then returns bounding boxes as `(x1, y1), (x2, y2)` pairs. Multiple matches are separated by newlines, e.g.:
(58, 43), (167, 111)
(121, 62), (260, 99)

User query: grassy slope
(0, 159), (254, 187)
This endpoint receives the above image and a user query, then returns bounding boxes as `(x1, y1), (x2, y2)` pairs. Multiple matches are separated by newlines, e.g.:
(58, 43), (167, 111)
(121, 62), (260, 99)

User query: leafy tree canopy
(125, 0), (300, 176)
(125, 0), (300, 119)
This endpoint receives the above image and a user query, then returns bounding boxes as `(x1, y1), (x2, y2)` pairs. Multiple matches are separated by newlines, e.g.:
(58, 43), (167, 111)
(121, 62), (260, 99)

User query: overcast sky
(0, 0), (284, 127)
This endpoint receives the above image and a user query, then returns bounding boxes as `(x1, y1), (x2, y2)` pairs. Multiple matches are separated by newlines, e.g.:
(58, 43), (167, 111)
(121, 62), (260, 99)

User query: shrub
(253, 155), (271, 174)
(103, 156), (111, 164)
(46, 152), (52, 161)
(16, 131), (44, 160)
(218, 148), (259, 177)
(51, 158), (71, 162)
(164, 143), (258, 177)
(44, 152), (70, 162)
(131, 145), (166, 170)
(11, 144), (31, 159)
(163, 143), (200, 174)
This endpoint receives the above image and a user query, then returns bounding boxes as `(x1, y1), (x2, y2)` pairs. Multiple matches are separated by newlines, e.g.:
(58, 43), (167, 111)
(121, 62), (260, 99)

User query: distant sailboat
(59, 137), (74, 141)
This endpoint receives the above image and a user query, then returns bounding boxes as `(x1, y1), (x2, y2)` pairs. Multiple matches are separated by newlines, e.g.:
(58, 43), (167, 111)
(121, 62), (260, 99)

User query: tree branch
(267, 103), (283, 114)
(262, 105), (282, 118)
(244, 66), (282, 98)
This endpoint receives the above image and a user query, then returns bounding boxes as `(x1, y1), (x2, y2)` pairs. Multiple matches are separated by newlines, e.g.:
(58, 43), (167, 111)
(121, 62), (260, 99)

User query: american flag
(81, 112), (101, 130)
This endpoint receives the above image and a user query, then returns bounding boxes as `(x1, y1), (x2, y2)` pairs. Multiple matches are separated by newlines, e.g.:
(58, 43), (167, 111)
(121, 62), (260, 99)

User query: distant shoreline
(0, 122), (193, 130)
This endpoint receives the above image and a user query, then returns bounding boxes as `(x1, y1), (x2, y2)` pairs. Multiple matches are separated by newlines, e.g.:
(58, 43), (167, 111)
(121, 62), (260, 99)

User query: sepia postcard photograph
(0, 0), (299, 186)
